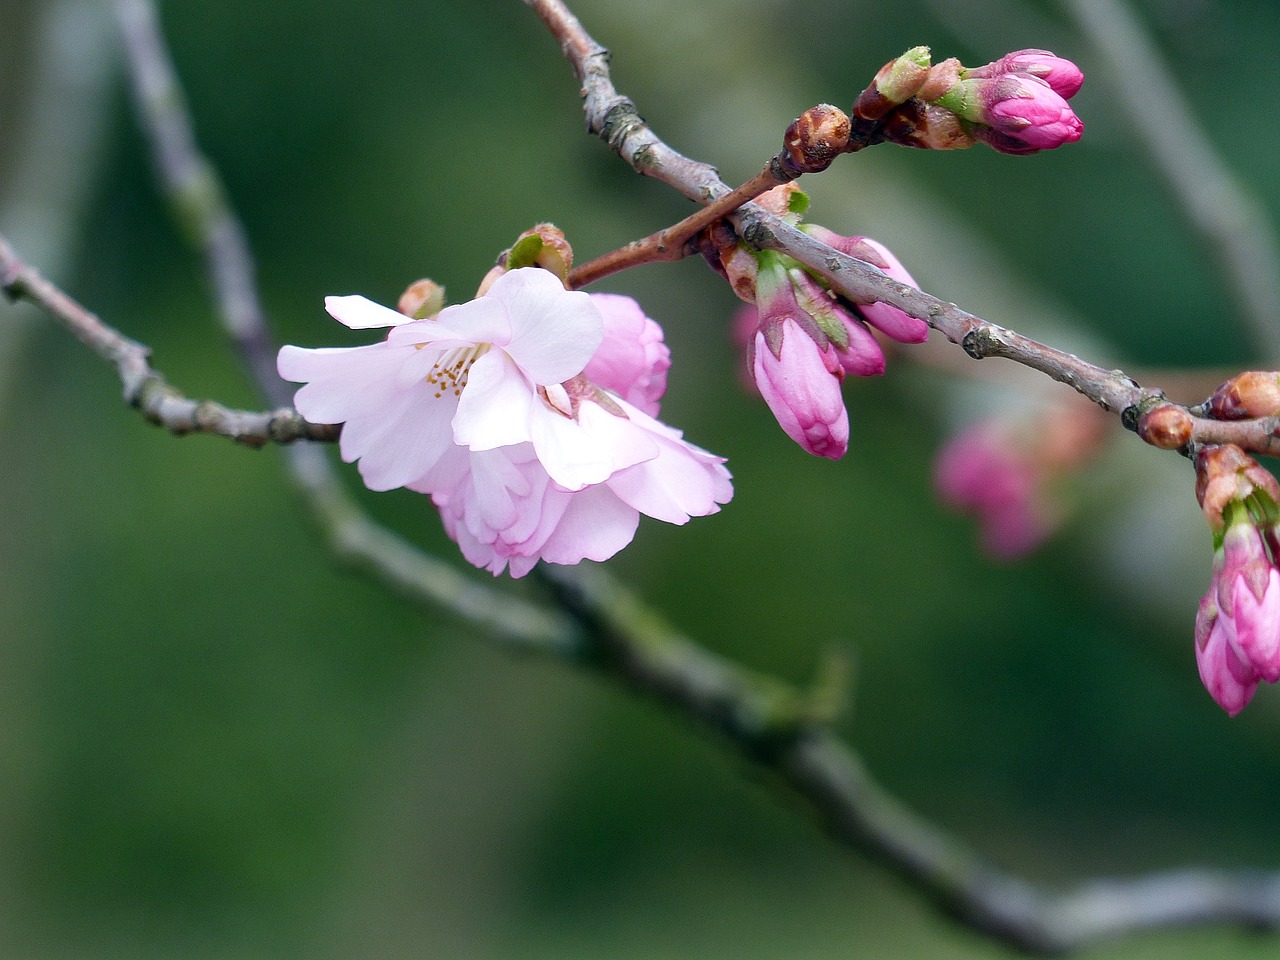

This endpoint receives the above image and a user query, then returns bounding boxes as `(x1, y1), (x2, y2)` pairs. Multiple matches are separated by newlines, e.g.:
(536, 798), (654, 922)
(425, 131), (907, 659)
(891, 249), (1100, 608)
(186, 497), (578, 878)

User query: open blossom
(278, 267), (731, 577)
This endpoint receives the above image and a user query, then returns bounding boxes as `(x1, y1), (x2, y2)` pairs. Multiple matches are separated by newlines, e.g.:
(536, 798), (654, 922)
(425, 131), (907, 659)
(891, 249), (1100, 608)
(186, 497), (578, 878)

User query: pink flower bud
(967, 49), (1085, 100)
(933, 73), (1083, 155)
(803, 227), (929, 343)
(973, 74), (1083, 154)
(1195, 590), (1260, 717)
(752, 320), (849, 460)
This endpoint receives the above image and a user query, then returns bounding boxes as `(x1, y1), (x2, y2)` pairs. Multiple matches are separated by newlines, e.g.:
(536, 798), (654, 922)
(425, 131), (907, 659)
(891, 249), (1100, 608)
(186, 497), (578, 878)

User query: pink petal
(753, 323), (849, 460)
(538, 484), (641, 565)
(530, 400), (658, 491)
(1230, 573), (1280, 683)
(603, 402), (732, 523)
(1196, 614), (1259, 716)
(583, 292), (671, 417)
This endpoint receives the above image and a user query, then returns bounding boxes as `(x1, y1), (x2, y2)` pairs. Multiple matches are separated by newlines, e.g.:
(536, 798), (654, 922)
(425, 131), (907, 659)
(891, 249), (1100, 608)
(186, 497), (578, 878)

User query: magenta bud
(966, 49), (1084, 100)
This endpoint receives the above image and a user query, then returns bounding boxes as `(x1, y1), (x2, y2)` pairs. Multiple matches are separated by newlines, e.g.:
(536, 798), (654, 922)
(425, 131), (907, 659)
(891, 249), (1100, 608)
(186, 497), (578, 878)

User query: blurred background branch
(3, 0), (1280, 958)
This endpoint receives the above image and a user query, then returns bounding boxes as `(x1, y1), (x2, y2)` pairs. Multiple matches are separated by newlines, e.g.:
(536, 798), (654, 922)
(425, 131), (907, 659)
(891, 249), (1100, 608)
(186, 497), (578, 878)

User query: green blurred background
(3, 0), (1280, 957)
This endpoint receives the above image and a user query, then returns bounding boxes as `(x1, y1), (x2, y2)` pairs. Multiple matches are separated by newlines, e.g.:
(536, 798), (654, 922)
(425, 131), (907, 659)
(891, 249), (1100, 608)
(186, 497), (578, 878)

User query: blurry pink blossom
(933, 420), (1054, 560)
(279, 267), (731, 577)
(934, 403), (1106, 560)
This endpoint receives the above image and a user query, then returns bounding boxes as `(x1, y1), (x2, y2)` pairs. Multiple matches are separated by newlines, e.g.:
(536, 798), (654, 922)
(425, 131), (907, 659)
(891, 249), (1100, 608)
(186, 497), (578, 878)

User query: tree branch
(524, 0), (1280, 951)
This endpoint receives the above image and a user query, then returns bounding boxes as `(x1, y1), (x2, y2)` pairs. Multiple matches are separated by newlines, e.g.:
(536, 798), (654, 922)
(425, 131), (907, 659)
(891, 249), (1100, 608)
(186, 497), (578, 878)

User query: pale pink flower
(422, 395), (732, 577)
(582, 293), (670, 418)
(279, 267), (731, 577)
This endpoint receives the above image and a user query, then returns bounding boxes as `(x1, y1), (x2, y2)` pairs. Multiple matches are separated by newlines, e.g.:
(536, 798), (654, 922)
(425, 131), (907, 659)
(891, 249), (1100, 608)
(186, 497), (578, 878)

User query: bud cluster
(1193, 445), (1280, 715)
(721, 186), (926, 460)
(852, 46), (1084, 155)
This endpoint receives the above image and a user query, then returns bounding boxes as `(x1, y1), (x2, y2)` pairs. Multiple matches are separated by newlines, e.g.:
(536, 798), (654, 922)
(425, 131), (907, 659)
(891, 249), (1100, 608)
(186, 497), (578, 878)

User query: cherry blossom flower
(278, 267), (731, 577)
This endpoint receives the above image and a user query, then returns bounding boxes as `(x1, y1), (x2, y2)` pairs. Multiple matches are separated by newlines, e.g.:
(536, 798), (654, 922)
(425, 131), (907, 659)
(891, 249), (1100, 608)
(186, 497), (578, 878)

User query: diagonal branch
(524, 0), (1280, 951)
(0, 232), (334, 446)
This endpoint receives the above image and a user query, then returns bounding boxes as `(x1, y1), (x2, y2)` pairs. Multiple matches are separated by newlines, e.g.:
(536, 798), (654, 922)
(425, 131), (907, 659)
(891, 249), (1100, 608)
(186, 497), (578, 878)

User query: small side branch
(1, 232), (332, 446)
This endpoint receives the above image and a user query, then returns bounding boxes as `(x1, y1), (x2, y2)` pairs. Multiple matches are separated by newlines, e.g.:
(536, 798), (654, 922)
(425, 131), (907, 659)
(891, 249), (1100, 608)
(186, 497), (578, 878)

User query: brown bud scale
(783, 105), (851, 175)
(1137, 404), (1192, 450)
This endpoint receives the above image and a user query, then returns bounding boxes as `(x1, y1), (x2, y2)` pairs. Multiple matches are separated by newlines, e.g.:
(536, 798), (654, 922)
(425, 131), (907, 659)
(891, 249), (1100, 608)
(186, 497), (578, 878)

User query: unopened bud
(853, 47), (932, 125)
(1207, 371), (1280, 420)
(966, 49), (1084, 100)
(1195, 444), (1280, 530)
(780, 104), (851, 175)
(503, 223), (574, 285)
(1137, 403), (1193, 450)
(397, 278), (445, 319)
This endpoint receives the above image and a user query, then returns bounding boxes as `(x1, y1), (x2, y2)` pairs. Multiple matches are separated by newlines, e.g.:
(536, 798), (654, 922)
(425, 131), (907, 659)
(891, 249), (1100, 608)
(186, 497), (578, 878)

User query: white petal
(342, 384), (459, 491)
(325, 294), (418, 330)
(389, 294), (510, 347)
(279, 342), (411, 424)
(530, 401), (657, 491)
(451, 351), (536, 450)
(487, 268), (604, 384)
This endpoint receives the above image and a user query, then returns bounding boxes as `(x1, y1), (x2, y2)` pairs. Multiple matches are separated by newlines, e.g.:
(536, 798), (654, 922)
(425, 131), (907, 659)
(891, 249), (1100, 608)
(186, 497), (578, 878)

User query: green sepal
(506, 234), (545, 270)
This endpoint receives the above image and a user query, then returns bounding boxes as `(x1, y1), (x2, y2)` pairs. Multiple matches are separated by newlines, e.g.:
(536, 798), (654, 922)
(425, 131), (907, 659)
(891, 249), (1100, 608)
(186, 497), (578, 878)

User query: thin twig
(570, 166), (778, 288)
(0, 232), (335, 445)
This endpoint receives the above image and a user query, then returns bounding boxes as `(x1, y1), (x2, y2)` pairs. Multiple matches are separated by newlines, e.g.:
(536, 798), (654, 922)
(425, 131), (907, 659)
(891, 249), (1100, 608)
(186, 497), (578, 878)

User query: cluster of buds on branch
(275, 45), (1088, 582)
(850, 46), (1084, 155)
(1194, 444), (1280, 715)
(715, 185), (926, 459)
